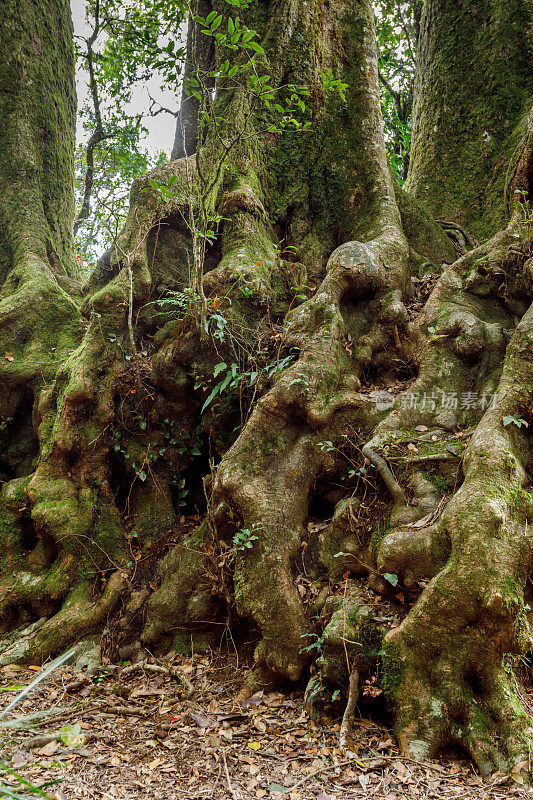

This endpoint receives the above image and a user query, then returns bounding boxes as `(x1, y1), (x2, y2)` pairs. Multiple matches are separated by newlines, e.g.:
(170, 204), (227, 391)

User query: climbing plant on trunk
(0, 0), (533, 779)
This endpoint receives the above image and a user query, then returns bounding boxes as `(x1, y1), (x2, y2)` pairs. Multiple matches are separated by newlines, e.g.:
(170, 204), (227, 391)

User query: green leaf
(59, 722), (83, 746)
(201, 386), (221, 413)
(206, 10), (218, 23)
(383, 573), (399, 586)
(245, 40), (264, 53)
(211, 14), (222, 30)
(213, 362), (227, 377)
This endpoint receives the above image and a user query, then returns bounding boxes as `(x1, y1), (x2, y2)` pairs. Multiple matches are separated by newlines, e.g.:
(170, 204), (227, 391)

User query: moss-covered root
(363, 225), (530, 585)
(202, 0), (412, 687)
(0, 572), (127, 666)
(385, 302), (533, 776)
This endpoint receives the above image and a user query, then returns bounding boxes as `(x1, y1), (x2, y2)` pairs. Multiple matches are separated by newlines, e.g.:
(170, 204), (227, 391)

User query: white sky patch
(70, 0), (179, 157)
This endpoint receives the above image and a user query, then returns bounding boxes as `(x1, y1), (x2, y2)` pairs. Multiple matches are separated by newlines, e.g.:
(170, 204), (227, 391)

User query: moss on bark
(406, 0), (533, 241)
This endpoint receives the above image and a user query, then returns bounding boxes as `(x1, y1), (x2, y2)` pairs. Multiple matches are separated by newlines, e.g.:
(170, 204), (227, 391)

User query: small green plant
(286, 373), (309, 390)
(299, 632), (324, 654)
(238, 282), (254, 298)
(170, 477), (189, 509)
(232, 522), (260, 552)
(383, 572), (399, 586)
(318, 440), (335, 452)
(320, 68), (349, 102)
(156, 286), (195, 317)
(503, 414), (528, 429)
(200, 351), (298, 415)
(427, 325), (447, 343)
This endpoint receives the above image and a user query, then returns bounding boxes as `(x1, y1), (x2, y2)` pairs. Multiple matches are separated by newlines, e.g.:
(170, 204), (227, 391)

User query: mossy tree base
(1, 0), (533, 781)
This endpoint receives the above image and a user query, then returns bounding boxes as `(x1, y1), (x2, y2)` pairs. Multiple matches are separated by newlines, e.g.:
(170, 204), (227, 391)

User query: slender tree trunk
(0, 0), (77, 280)
(171, 0), (214, 160)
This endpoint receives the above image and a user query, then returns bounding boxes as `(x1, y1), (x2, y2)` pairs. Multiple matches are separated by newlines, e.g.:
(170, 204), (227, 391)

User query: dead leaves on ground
(0, 654), (531, 800)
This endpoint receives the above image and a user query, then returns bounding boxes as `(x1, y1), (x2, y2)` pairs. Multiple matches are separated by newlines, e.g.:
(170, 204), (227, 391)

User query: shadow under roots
(0, 595), (61, 636)
(170, 441), (212, 518)
(146, 213), (222, 296)
(0, 389), (39, 482)
(360, 358), (418, 389)
(307, 490), (336, 522)
(19, 513), (58, 569)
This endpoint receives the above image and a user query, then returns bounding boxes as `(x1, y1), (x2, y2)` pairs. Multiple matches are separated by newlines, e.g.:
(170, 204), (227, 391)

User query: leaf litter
(0, 651), (532, 800)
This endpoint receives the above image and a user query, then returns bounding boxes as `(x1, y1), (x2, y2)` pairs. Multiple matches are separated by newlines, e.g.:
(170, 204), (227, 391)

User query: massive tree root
(0, 154), (204, 661)
(386, 317), (533, 771)
(373, 233), (533, 773)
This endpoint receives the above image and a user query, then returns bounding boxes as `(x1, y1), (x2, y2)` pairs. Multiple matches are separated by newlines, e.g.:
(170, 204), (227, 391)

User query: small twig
(222, 748), (239, 800)
(121, 661), (194, 694)
(362, 444), (405, 505)
(290, 757), (366, 791)
(388, 453), (458, 463)
(24, 733), (61, 749)
(105, 705), (146, 716)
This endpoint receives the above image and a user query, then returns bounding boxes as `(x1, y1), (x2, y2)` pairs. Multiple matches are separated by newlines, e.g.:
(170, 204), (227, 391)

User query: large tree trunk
(406, 0), (533, 240)
(1, 0), (533, 778)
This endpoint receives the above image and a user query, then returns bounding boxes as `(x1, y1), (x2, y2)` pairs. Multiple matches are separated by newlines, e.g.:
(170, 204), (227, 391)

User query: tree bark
(406, 0), (533, 241)
(170, 0), (214, 161)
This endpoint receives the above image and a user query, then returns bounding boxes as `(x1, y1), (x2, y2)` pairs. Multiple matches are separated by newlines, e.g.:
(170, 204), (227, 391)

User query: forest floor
(1, 650), (533, 800)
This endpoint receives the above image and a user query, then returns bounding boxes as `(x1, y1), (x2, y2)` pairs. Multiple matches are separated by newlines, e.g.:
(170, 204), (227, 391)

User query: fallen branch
(121, 661), (194, 694)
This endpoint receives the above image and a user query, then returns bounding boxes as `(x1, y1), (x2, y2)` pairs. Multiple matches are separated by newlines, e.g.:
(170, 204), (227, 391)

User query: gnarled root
(384, 301), (533, 775)
(0, 571), (127, 665)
